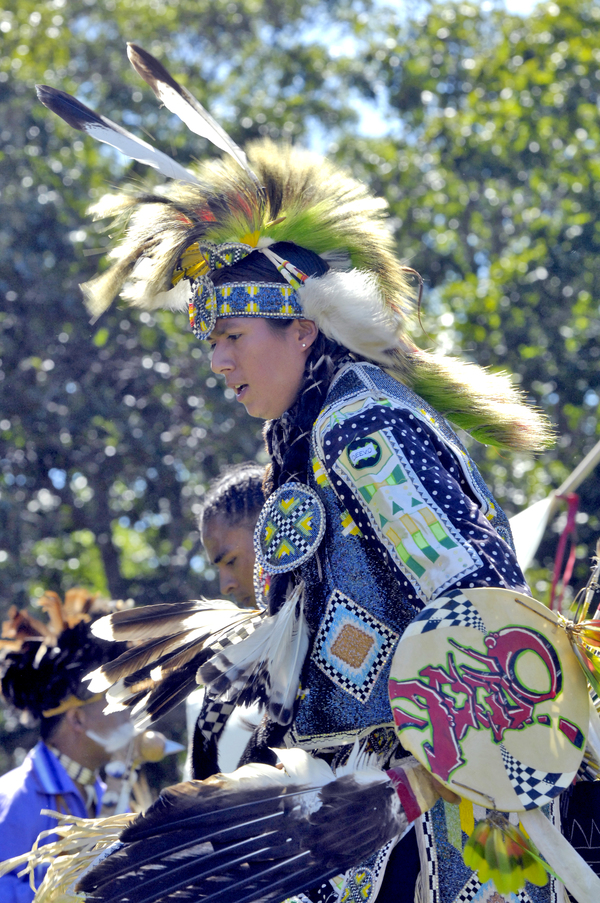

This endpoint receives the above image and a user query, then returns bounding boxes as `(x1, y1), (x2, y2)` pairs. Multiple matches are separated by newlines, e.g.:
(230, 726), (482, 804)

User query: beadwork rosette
(254, 482), (326, 574)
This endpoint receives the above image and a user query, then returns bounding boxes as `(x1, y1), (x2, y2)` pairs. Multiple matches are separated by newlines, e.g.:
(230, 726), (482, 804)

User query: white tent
(509, 438), (600, 572)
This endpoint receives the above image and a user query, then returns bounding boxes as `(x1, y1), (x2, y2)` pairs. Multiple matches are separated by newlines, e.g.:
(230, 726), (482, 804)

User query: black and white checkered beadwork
(500, 744), (577, 810)
(406, 588), (487, 636)
(313, 589), (399, 703)
(254, 482), (326, 574)
(209, 614), (263, 656)
(199, 699), (236, 740)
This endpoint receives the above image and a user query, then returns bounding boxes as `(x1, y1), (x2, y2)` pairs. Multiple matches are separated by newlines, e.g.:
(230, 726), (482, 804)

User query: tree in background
(338, 0), (600, 596)
(0, 0), (369, 623)
(2, 0), (599, 623)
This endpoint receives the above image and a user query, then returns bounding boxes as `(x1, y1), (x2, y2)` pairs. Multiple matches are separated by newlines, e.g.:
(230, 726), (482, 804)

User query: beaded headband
(183, 242), (310, 340)
(42, 690), (105, 718)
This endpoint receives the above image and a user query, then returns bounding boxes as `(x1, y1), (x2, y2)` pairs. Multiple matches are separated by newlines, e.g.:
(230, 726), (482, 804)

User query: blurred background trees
(1, 0), (599, 765)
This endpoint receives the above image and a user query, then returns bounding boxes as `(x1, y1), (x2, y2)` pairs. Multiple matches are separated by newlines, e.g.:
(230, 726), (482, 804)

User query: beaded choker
(48, 746), (98, 786)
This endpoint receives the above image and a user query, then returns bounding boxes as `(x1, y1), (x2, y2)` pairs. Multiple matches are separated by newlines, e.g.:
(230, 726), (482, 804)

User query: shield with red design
(388, 588), (588, 811)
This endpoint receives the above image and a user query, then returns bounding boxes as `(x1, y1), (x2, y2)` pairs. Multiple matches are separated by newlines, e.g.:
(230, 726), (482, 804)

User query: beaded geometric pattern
(173, 239), (252, 286)
(313, 589), (399, 702)
(254, 482), (326, 574)
(333, 427), (482, 602)
(499, 744), (577, 810)
(404, 589), (487, 637)
(451, 875), (482, 903)
(339, 841), (394, 903)
(189, 280), (303, 339)
(198, 699), (236, 741)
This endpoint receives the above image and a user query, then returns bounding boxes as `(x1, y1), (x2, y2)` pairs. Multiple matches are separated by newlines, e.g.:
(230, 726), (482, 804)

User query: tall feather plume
(60, 118), (415, 332)
(35, 85), (199, 186)
(127, 44), (260, 188)
(38, 47), (552, 453)
(76, 751), (404, 903)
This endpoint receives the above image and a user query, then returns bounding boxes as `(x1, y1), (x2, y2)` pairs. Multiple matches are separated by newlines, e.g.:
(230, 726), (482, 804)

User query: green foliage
(2, 0), (600, 650)
(0, 0), (374, 776)
(335, 0), (600, 592)
(0, 0), (370, 620)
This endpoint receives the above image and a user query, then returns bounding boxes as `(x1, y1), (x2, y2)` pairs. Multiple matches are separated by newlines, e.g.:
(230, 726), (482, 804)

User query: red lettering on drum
(389, 626), (563, 782)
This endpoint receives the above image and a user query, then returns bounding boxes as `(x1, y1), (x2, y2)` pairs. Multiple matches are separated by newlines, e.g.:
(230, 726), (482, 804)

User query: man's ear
(296, 318), (319, 349)
(64, 706), (86, 734)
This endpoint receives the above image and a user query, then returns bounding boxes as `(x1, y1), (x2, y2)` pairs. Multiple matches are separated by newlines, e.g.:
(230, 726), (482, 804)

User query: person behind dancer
(199, 462), (266, 609)
(0, 590), (133, 903)
(38, 51), (562, 903)
(186, 463), (265, 778)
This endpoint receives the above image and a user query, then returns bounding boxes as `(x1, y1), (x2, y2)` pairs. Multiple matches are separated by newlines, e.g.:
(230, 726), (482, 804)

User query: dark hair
(1, 620), (126, 740)
(198, 463), (266, 534)
(210, 241), (330, 286)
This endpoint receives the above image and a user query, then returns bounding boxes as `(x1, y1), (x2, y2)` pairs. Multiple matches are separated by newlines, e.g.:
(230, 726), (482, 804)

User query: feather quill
(127, 44), (260, 187)
(91, 599), (245, 642)
(35, 85), (199, 185)
(86, 631), (199, 692)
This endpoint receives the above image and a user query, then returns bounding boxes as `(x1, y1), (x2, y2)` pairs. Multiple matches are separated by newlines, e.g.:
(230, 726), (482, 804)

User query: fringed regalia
(23, 42), (600, 903)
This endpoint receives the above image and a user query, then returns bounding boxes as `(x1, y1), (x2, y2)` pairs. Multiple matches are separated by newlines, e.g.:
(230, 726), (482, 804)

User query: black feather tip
(127, 43), (182, 95)
(36, 85), (102, 131)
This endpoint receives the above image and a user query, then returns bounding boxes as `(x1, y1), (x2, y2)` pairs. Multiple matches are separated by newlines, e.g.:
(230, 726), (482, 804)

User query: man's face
(202, 515), (257, 608)
(82, 698), (135, 764)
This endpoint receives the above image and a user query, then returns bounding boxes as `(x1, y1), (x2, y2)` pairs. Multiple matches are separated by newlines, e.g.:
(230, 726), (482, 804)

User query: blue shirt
(0, 742), (105, 903)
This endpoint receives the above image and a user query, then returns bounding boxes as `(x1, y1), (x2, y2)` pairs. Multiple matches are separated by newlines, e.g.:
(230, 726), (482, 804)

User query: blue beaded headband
(188, 279), (304, 339)
(184, 242), (309, 340)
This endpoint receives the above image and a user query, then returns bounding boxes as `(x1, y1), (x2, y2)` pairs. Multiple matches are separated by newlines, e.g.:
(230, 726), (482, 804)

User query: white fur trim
(123, 278), (192, 312)
(298, 269), (399, 364)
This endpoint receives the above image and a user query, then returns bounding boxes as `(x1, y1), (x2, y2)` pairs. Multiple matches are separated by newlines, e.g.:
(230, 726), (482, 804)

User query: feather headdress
(0, 590), (131, 721)
(37, 44), (553, 452)
(36, 44), (414, 350)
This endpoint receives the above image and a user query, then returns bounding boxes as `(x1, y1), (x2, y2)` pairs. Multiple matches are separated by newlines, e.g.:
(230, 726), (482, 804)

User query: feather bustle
(199, 582), (308, 725)
(91, 601), (264, 726)
(77, 758), (404, 903)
